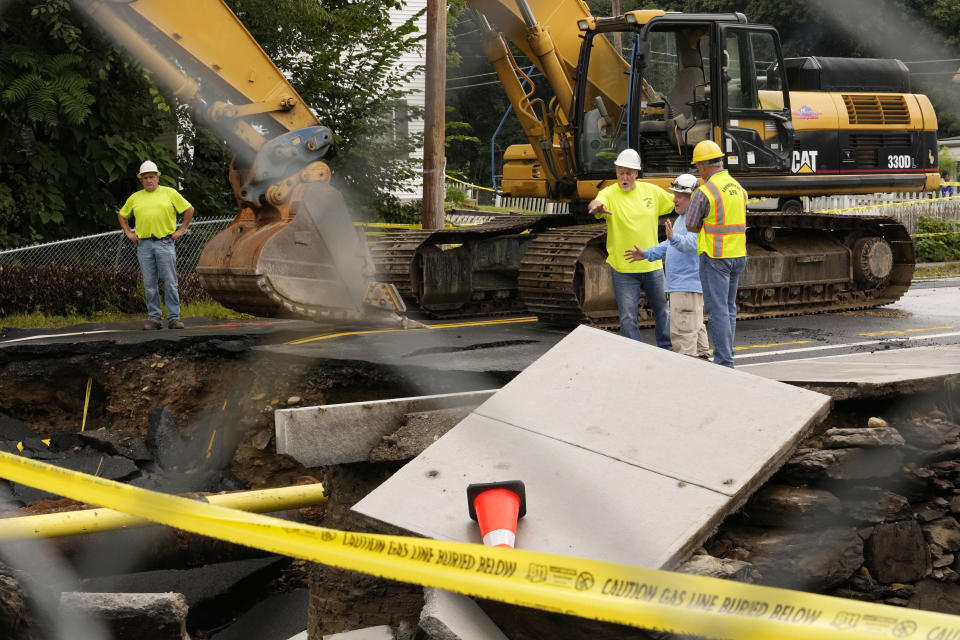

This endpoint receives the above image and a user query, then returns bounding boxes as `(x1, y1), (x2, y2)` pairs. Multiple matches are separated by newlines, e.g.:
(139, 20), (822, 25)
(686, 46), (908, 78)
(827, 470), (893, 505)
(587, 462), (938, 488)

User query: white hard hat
(138, 160), (161, 177)
(669, 173), (699, 194)
(613, 148), (642, 171)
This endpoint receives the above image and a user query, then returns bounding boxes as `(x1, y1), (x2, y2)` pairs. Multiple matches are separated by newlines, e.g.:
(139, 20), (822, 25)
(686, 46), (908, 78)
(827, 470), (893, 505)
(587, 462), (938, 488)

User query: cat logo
(791, 150), (819, 174)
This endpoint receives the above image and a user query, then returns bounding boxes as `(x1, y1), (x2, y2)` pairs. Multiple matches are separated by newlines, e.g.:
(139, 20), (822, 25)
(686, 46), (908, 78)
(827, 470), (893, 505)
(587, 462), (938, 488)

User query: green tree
(227, 0), (427, 220)
(0, 0), (178, 248)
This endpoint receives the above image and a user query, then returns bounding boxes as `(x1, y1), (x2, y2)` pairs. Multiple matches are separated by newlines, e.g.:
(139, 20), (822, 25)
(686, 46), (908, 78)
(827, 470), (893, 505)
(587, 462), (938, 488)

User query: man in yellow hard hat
(587, 148), (675, 346)
(118, 160), (195, 330)
(684, 140), (747, 367)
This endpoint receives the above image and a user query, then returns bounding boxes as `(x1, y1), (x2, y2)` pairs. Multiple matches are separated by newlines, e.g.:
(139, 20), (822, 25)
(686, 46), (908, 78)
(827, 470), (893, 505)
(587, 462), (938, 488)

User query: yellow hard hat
(691, 140), (724, 164)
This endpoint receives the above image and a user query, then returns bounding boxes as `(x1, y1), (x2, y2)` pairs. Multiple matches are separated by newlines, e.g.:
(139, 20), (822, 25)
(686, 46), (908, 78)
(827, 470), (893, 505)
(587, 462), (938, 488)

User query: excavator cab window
(717, 26), (793, 173)
(632, 23), (714, 175)
(573, 27), (636, 177)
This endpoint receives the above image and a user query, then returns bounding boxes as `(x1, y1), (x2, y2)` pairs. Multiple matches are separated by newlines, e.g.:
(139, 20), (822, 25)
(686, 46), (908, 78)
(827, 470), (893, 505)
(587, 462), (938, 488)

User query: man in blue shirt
(625, 174), (709, 358)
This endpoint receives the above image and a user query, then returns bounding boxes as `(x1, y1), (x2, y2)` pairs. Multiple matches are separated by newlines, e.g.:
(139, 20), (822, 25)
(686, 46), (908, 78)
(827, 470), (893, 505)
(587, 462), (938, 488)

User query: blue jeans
(136, 237), (180, 322)
(610, 267), (671, 348)
(699, 254), (746, 367)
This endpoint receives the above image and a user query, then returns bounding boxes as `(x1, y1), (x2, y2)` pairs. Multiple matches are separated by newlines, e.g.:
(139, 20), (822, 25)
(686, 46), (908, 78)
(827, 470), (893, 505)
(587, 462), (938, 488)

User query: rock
(741, 486), (842, 529)
(0, 574), (34, 640)
(287, 396), (301, 406)
(60, 592), (189, 640)
(866, 520), (930, 584)
(924, 517), (960, 551)
(821, 427), (904, 448)
(897, 417), (960, 449)
(723, 527), (863, 591)
(677, 555), (760, 583)
(867, 417), (889, 428)
(909, 579), (960, 614)
(833, 487), (911, 524)
(778, 447), (904, 484)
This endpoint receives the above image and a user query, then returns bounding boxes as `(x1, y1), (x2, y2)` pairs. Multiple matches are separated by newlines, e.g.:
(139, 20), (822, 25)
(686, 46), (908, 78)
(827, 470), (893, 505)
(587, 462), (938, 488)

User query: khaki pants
(669, 291), (710, 357)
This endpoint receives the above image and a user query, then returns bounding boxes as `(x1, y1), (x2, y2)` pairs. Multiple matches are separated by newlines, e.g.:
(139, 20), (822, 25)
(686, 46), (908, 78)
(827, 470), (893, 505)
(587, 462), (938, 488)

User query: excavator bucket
(197, 182), (405, 322)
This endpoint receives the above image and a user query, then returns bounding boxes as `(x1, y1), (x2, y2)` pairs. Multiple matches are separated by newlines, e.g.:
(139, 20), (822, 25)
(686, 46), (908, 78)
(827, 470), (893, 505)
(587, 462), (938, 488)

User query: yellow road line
(734, 340), (811, 352)
(859, 325), (954, 337)
(286, 316), (539, 345)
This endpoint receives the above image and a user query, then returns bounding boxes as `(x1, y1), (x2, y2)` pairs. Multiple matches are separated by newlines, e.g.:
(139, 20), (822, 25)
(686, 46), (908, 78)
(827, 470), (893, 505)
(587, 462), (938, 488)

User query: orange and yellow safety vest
(696, 170), (747, 258)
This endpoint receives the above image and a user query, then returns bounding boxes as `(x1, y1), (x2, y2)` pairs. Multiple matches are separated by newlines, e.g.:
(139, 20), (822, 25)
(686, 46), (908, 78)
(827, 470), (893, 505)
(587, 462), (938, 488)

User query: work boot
(143, 320), (162, 331)
(167, 319), (185, 330)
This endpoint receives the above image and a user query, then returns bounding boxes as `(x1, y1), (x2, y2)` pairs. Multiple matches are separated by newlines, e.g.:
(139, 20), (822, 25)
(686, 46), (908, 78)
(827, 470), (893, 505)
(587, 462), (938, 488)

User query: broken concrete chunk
(369, 407), (472, 463)
(419, 588), (508, 640)
(59, 592), (189, 640)
(821, 427), (905, 448)
(866, 520), (930, 584)
(276, 390), (494, 466)
(676, 555), (760, 583)
(80, 428), (152, 462)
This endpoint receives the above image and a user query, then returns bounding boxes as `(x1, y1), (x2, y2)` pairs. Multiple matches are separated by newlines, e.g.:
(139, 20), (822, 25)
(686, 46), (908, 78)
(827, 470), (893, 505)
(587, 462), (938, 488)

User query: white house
(389, 0), (428, 200)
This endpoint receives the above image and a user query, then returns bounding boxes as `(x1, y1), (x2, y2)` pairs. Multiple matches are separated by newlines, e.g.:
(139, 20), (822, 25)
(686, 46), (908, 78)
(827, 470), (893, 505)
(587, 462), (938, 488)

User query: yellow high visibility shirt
(118, 186), (192, 239)
(695, 170), (747, 258)
(595, 182), (675, 273)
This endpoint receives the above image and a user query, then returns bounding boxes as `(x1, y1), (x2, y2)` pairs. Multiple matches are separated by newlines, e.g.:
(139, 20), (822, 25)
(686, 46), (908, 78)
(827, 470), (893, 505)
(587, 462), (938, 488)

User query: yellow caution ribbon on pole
(0, 450), (958, 639)
(81, 377), (92, 432)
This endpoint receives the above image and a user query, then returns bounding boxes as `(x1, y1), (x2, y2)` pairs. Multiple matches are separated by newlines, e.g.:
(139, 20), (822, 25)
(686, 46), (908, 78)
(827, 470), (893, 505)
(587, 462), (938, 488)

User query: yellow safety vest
(696, 170), (747, 258)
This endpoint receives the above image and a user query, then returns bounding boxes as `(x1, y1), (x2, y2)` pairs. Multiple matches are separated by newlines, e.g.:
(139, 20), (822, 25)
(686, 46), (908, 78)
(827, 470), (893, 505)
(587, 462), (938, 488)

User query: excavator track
(517, 212), (915, 328)
(372, 214), (580, 318)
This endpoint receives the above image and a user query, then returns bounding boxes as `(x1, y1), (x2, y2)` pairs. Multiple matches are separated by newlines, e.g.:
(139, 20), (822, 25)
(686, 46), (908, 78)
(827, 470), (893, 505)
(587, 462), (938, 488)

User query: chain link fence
(0, 218), (233, 317)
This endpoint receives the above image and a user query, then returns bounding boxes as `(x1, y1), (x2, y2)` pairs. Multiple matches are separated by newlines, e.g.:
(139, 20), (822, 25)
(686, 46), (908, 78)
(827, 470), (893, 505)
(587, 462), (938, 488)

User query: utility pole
(611, 0), (622, 53)
(422, 0), (447, 230)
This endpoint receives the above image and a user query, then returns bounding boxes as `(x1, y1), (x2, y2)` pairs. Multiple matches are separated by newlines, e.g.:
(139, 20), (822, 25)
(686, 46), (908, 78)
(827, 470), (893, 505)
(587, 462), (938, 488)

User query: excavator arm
(72, 0), (409, 323)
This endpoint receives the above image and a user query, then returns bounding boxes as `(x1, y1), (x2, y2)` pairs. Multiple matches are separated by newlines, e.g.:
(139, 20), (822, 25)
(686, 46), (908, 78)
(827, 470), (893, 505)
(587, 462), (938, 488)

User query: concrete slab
(742, 344), (960, 399)
(419, 588), (512, 640)
(354, 326), (831, 569)
(276, 390), (496, 466)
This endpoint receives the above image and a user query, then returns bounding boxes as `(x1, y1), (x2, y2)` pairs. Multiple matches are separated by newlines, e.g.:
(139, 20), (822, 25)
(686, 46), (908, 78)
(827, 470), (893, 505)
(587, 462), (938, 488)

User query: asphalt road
(1, 277), (958, 374)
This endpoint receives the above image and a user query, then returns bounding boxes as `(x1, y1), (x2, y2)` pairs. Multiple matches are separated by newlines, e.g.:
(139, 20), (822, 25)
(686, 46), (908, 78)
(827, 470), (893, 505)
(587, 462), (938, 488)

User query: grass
(1, 301), (250, 330)
(913, 262), (960, 279)
(4, 262), (957, 330)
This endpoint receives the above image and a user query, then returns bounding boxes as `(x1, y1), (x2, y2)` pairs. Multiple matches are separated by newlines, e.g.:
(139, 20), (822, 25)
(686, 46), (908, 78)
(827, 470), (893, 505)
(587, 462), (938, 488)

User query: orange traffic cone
(467, 480), (526, 548)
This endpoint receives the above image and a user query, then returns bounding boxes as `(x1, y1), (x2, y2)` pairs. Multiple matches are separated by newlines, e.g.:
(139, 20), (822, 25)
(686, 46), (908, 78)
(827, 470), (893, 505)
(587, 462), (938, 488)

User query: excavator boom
(73, 0), (409, 324)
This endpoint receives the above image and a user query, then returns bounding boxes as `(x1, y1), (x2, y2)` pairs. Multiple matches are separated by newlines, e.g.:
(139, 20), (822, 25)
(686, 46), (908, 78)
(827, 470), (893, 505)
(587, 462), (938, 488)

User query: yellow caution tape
(81, 377), (92, 432)
(445, 174), (497, 193)
(812, 194), (960, 215)
(1, 451), (958, 639)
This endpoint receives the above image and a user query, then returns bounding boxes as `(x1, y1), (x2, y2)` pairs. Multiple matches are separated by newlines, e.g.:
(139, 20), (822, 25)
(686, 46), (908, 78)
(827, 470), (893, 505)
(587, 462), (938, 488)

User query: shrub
(915, 216), (960, 263)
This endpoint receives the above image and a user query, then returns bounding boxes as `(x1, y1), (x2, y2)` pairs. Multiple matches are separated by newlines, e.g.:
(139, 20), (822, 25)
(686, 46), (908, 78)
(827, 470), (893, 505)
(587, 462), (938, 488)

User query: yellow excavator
(374, 1), (934, 326)
(72, 0), (412, 325)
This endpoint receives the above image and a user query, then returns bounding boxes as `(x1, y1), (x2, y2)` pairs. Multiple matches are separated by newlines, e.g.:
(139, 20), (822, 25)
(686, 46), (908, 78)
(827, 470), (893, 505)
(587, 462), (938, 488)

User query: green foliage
(227, 0), (427, 220)
(0, 0), (178, 248)
(377, 198), (423, 224)
(940, 146), (957, 178)
(915, 216), (960, 262)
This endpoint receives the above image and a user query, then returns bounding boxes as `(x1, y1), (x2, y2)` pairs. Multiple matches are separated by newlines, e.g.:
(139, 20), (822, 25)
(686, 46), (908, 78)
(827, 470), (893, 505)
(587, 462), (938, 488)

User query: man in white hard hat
(118, 160), (195, 330)
(624, 174), (710, 359)
(588, 148), (674, 346)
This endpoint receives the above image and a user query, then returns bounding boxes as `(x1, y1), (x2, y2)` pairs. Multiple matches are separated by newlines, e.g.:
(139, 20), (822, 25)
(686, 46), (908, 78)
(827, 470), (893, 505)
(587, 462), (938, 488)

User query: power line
(446, 72), (544, 91)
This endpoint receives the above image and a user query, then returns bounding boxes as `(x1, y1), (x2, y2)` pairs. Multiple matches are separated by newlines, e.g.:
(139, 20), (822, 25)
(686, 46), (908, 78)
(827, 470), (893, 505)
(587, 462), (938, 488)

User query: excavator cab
(573, 13), (793, 180)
